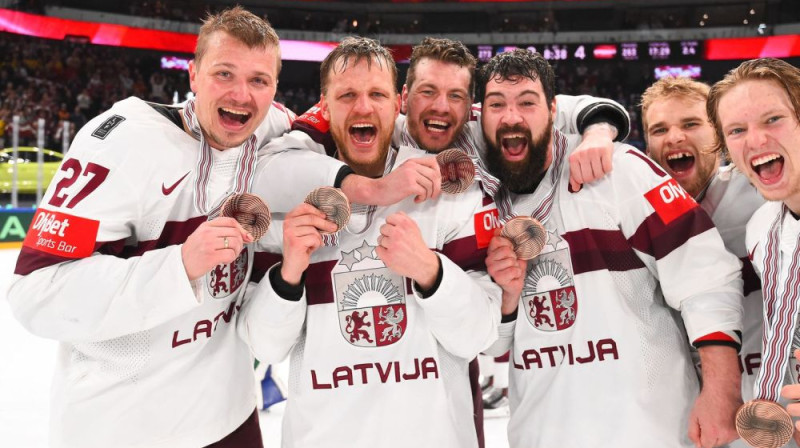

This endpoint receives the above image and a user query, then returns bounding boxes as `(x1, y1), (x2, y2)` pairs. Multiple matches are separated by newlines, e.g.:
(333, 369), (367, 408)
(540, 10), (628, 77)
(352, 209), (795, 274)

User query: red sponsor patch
(294, 102), (329, 133)
(22, 208), (99, 259)
(474, 208), (501, 249)
(644, 179), (697, 225)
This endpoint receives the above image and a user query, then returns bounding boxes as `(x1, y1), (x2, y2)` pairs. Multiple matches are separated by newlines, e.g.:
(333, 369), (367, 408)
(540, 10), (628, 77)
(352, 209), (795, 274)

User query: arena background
(0, 0), (799, 446)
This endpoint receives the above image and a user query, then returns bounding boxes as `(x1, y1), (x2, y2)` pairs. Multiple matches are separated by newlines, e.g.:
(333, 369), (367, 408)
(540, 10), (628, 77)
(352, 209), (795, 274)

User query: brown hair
(195, 6), (281, 74)
(477, 49), (555, 106)
(640, 77), (710, 132)
(707, 58), (800, 154)
(319, 36), (397, 95)
(406, 37), (477, 98)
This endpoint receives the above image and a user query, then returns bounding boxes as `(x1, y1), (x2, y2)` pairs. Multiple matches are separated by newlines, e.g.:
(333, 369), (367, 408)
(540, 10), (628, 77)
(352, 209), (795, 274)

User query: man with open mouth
(708, 58), (800, 446)
(247, 36), (502, 448)
(640, 76), (768, 448)
(480, 49), (744, 448)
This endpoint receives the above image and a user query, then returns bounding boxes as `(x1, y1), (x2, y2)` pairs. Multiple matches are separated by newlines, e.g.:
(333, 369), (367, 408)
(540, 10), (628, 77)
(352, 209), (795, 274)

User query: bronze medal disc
(220, 193), (272, 240)
(436, 149), (475, 195)
(735, 400), (794, 448)
(304, 187), (351, 233)
(500, 216), (548, 260)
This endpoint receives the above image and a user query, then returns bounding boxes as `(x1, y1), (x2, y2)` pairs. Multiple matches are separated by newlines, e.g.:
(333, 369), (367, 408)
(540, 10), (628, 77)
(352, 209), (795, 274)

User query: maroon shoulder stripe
(14, 216), (208, 276)
(741, 256), (762, 297)
(305, 260), (340, 306)
(441, 235), (487, 272)
(563, 228), (646, 275)
(628, 207), (715, 260)
(251, 252), (283, 283)
(626, 149), (667, 177)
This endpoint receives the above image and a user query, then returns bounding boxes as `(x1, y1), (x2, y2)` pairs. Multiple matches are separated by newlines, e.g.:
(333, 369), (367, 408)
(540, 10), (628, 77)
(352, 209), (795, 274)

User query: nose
(353, 93), (373, 115)
(228, 78), (250, 104)
(501, 106), (524, 126)
(665, 126), (685, 145)
(430, 93), (448, 113)
(746, 126), (768, 149)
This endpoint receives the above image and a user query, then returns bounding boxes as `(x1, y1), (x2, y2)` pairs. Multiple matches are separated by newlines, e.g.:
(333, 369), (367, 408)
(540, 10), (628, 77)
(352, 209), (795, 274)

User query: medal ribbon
(182, 98), (258, 219)
(754, 205), (800, 401)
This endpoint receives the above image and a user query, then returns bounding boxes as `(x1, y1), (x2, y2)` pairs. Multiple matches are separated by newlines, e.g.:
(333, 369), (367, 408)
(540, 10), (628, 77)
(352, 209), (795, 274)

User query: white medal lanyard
(496, 128), (567, 226)
(754, 205), (800, 401)
(401, 122), (513, 219)
(182, 99), (258, 219)
(321, 147), (399, 247)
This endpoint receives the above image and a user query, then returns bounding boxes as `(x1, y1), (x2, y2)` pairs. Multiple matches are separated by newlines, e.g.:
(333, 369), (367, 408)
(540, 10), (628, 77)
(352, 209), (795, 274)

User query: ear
(188, 60), (198, 93)
(320, 94), (330, 121)
(400, 84), (409, 115)
(394, 91), (402, 120)
(549, 96), (557, 122)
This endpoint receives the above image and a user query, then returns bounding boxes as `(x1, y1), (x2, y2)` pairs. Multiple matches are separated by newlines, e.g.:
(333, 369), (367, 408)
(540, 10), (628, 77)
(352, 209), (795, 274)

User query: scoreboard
(475, 40), (703, 63)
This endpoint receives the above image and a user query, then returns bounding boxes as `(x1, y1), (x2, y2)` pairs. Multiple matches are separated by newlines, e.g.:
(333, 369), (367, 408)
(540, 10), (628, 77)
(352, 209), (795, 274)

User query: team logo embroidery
(207, 249), (248, 299)
(333, 240), (407, 347)
(521, 230), (578, 331)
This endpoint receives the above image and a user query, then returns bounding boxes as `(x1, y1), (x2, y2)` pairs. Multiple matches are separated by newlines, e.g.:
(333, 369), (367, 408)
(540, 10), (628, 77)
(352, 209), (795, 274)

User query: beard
(330, 123), (393, 178)
(485, 115), (553, 194)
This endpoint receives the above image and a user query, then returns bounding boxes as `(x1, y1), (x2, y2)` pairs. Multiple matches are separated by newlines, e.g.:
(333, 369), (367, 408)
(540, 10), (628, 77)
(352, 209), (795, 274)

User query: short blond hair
(640, 77), (710, 132)
(195, 6), (281, 74)
(707, 58), (800, 155)
(320, 36), (396, 95)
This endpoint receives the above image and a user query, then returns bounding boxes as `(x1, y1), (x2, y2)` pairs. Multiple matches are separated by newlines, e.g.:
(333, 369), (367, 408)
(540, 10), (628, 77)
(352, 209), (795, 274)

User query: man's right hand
(486, 229), (527, 315)
(782, 349), (800, 443)
(181, 217), (253, 281)
(342, 157), (442, 206)
(280, 203), (338, 285)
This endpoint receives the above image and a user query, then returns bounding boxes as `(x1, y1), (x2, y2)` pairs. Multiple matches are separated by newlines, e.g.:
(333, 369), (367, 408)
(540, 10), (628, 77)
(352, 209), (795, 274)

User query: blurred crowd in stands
(0, 30), (653, 151)
(25, 0), (800, 35)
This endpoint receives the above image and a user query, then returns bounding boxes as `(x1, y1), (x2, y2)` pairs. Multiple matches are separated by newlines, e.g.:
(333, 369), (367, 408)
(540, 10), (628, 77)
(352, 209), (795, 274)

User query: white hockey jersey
(6, 97), (344, 448)
(241, 145), (502, 448)
(487, 130), (744, 448)
(699, 167), (765, 400)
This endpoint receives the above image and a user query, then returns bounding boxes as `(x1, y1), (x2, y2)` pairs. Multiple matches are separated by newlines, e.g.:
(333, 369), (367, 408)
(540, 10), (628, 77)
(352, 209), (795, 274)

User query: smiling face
(402, 58), (472, 152)
(321, 57), (400, 177)
(188, 31), (278, 150)
(719, 79), (800, 212)
(644, 95), (719, 197)
(481, 75), (555, 193)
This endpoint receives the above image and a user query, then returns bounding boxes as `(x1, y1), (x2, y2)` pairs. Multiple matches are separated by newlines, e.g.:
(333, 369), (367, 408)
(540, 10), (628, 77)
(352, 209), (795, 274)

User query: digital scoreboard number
(479, 40), (701, 62)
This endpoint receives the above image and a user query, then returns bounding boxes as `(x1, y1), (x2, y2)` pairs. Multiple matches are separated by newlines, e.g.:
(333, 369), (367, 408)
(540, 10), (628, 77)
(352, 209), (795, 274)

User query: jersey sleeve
(7, 109), (201, 343)
(609, 146), (743, 349)
(554, 94), (630, 141)
(238, 263), (306, 364)
(252, 130), (348, 213)
(413, 255), (501, 359)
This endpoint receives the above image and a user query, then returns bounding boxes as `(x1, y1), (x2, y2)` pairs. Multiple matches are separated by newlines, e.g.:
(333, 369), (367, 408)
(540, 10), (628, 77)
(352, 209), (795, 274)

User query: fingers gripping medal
(500, 216), (548, 260)
(735, 400), (793, 448)
(220, 193), (272, 240)
(304, 187), (351, 234)
(436, 149), (475, 194)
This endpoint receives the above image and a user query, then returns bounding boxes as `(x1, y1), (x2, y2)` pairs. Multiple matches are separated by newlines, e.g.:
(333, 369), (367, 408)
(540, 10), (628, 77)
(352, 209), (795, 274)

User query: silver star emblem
(356, 240), (377, 260)
(545, 229), (563, 251)
(338, 249), (359, 270)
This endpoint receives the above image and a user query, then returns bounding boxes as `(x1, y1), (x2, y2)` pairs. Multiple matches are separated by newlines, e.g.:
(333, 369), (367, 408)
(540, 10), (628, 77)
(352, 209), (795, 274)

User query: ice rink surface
(0, 248), (510, 447)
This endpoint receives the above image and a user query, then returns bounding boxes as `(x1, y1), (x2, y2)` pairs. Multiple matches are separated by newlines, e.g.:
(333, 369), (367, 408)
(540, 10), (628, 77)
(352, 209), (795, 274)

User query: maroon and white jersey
(699, 167), (765, 413)
(747, 201), (800, 386)
(242, 145), (502, 448)
(5, 97), (342, 448)
(487, 130), (743, 448)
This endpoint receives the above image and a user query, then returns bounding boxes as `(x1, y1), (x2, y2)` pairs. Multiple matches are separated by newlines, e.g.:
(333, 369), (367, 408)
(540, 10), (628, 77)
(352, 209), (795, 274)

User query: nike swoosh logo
(162, 172), (191, 196)
(748, 242), (758, 262)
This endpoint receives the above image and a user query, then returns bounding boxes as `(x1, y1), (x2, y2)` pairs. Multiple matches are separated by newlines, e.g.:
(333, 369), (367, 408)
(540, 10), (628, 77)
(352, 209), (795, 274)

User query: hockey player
(393, 37), (630, 428)
(243, 36), (502, 448)
(5, 9), (436, 448)
(640, 77), (766, 448)
(482, 49), (744, 448)
(707, 58), (800, 444)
